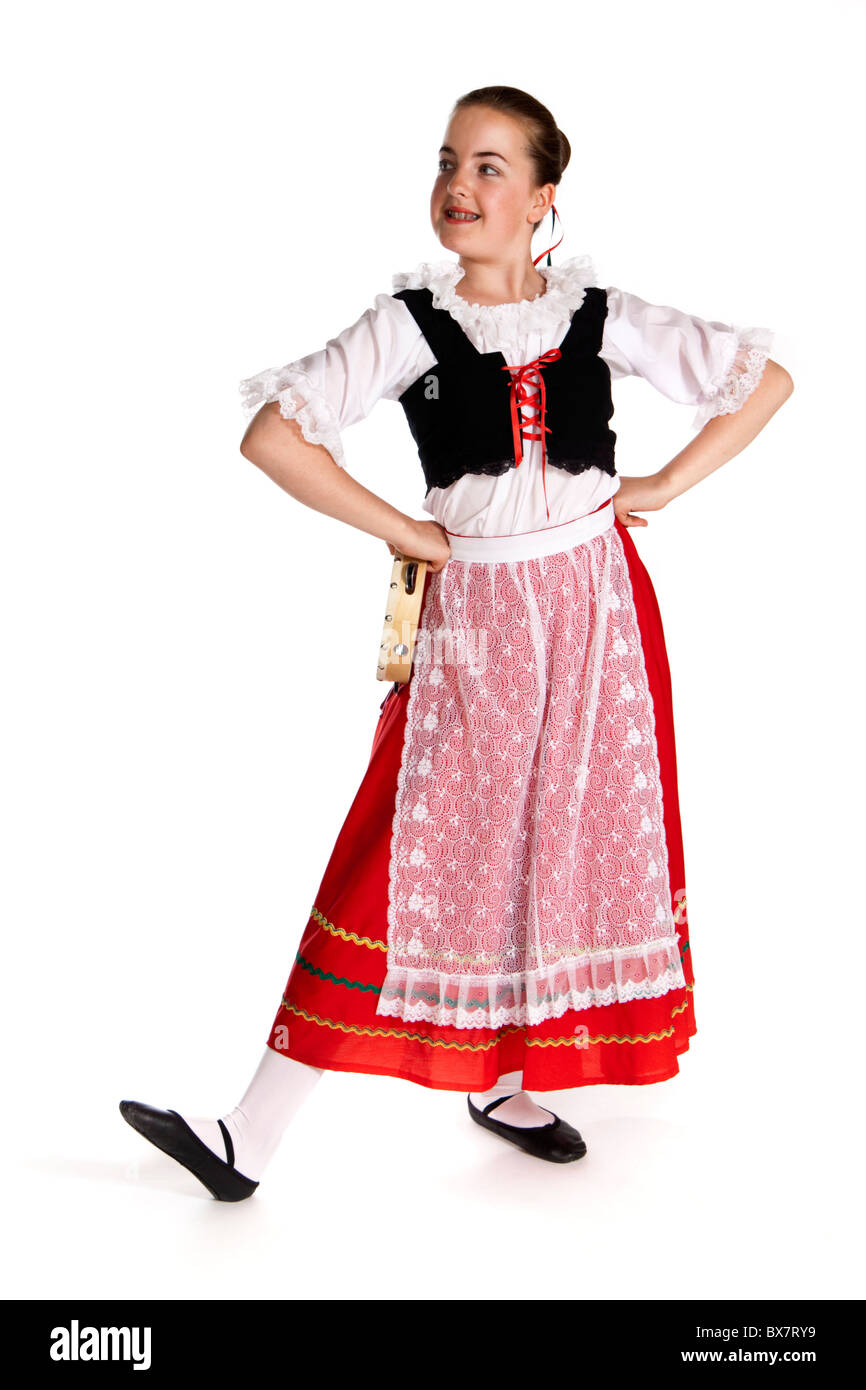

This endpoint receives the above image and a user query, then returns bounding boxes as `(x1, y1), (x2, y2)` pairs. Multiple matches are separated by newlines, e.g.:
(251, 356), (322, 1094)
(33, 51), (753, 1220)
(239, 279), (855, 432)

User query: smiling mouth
(445, 209), (480, 222)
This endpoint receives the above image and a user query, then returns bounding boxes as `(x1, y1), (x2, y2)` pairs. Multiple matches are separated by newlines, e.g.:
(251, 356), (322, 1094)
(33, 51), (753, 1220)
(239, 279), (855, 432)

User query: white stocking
(178, 1047), (325, 1182)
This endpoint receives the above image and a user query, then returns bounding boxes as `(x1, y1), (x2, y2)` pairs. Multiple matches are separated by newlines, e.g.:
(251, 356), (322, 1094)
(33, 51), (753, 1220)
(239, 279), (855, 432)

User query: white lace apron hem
(374, 939), (687, 1030)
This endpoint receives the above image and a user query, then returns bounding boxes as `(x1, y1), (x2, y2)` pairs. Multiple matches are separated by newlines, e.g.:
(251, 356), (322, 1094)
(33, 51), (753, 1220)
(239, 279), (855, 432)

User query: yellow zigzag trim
(281, 1002), (510, 1053)
(527, 991), (694, 1048)
(280, 983), (694, 1052)
(310, 906), (387, 953)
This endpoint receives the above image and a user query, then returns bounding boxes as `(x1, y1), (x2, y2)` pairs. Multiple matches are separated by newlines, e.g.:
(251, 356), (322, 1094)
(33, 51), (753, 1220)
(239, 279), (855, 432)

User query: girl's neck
(453, 258), (548, 308)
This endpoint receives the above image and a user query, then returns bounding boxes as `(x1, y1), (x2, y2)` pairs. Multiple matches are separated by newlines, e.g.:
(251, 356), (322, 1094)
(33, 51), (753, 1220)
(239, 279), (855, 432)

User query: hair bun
(556, 128), (572, 178)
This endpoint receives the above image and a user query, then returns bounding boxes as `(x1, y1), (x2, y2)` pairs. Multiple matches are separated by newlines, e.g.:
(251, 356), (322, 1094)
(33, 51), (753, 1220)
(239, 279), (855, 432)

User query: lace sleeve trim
(692, 325), (775, 432)
(238, 364), (345, 468)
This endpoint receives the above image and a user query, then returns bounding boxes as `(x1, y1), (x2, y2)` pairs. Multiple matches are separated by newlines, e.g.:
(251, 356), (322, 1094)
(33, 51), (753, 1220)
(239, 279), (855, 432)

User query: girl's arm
(653, 358), (794, 505)
(240, 403), (452, 571)
(602, 286), (793, 525)
(238, 293), (452, 570)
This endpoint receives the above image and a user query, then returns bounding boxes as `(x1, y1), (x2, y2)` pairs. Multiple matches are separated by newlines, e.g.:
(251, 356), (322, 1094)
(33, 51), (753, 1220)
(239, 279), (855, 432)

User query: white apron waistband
(444, 500), (615, 564)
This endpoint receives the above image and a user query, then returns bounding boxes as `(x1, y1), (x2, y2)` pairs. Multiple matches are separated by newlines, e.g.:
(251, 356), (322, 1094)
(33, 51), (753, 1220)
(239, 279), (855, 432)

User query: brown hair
(449, 86), (571, 234)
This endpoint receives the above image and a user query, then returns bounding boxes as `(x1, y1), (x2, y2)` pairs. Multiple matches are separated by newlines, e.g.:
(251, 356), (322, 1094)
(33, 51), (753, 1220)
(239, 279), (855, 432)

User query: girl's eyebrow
(439, 144), (510, 165)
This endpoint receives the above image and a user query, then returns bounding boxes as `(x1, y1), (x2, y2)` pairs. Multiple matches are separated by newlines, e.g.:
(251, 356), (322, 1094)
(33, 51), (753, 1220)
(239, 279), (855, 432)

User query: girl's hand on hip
(613, 474), (671, 528)
(385, 518), (452, 573)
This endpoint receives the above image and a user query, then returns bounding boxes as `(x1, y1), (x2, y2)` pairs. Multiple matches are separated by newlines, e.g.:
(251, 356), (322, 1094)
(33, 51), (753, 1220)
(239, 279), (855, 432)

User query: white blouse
(239, 256), (775, 538)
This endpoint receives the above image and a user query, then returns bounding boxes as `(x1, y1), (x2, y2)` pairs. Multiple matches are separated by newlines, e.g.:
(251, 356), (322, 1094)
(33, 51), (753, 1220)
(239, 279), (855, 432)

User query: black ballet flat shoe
(119, 1100), (259, 1202)
(467, 1093), (588, 1163)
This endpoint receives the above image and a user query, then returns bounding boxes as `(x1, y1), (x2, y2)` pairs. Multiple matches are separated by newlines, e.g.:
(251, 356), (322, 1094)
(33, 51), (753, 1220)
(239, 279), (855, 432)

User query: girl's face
(431, 106), (553, 261)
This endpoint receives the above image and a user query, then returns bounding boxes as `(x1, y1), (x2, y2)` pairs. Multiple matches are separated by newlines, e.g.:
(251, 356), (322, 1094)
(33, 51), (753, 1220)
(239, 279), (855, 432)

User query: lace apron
(377, 498), (687, 1031)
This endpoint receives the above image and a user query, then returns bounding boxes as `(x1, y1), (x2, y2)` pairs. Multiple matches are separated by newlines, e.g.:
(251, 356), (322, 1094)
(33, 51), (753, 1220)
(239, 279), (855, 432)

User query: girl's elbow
(767, 359), (794, 398)
(240, 430), (260, 462)
(239, 401), (282, 461)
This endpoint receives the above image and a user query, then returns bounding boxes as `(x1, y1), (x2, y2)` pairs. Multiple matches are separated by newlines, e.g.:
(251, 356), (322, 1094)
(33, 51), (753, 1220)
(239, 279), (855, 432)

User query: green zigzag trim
(296, 952), (381, 995)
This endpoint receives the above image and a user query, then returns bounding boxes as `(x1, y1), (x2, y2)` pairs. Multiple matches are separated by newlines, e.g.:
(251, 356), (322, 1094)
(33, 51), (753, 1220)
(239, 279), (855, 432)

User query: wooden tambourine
(377, 549), (428, 684)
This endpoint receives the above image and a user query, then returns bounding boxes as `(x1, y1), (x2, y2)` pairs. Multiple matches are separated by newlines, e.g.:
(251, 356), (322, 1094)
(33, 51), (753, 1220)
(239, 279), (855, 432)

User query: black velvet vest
(392, 285), (617, 496)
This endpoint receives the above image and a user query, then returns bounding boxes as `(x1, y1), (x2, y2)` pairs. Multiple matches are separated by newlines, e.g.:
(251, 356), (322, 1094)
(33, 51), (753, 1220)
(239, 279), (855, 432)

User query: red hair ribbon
(532, 204), (562, 268)
(501, 348), (562, 520)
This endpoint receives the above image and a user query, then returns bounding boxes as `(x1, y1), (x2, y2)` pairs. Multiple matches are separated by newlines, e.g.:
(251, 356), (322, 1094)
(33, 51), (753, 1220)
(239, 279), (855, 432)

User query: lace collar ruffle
(391, 254), (598, 334)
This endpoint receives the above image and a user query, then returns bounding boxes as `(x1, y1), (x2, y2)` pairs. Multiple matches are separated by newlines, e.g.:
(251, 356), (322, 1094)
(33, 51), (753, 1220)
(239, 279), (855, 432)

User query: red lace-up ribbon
(501, 348), (562, 520)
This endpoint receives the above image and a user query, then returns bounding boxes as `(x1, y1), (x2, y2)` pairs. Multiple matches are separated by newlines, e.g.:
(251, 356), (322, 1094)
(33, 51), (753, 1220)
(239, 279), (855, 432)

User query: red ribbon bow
(501, 349), (562, 521)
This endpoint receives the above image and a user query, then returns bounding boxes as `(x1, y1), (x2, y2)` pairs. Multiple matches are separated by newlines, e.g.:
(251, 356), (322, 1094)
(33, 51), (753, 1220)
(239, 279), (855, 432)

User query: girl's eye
(437, 159), (500, 176)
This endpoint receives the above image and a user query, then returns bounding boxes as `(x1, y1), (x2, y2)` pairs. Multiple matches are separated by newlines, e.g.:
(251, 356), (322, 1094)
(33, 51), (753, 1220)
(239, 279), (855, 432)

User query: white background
(3, 0), (862, 1302)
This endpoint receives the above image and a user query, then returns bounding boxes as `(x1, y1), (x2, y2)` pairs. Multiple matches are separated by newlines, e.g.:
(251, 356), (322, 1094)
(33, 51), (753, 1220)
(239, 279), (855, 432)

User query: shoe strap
(482, 1093), (518, 1116)
(217, 1118), (234, 1168)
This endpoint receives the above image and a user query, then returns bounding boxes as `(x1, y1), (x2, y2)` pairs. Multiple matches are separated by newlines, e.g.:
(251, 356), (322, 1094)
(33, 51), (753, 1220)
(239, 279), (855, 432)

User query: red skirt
(265, 511), (695, 1092)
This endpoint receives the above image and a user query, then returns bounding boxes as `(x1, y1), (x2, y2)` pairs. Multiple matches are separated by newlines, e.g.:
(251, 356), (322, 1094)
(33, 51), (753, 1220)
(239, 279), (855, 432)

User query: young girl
(120, 85), (793, 1199)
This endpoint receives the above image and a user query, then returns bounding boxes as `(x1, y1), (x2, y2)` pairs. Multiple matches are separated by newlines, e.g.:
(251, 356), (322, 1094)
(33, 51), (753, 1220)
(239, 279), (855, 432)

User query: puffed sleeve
(238, 292), (427, 468)
(602, 287), (776, 432)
